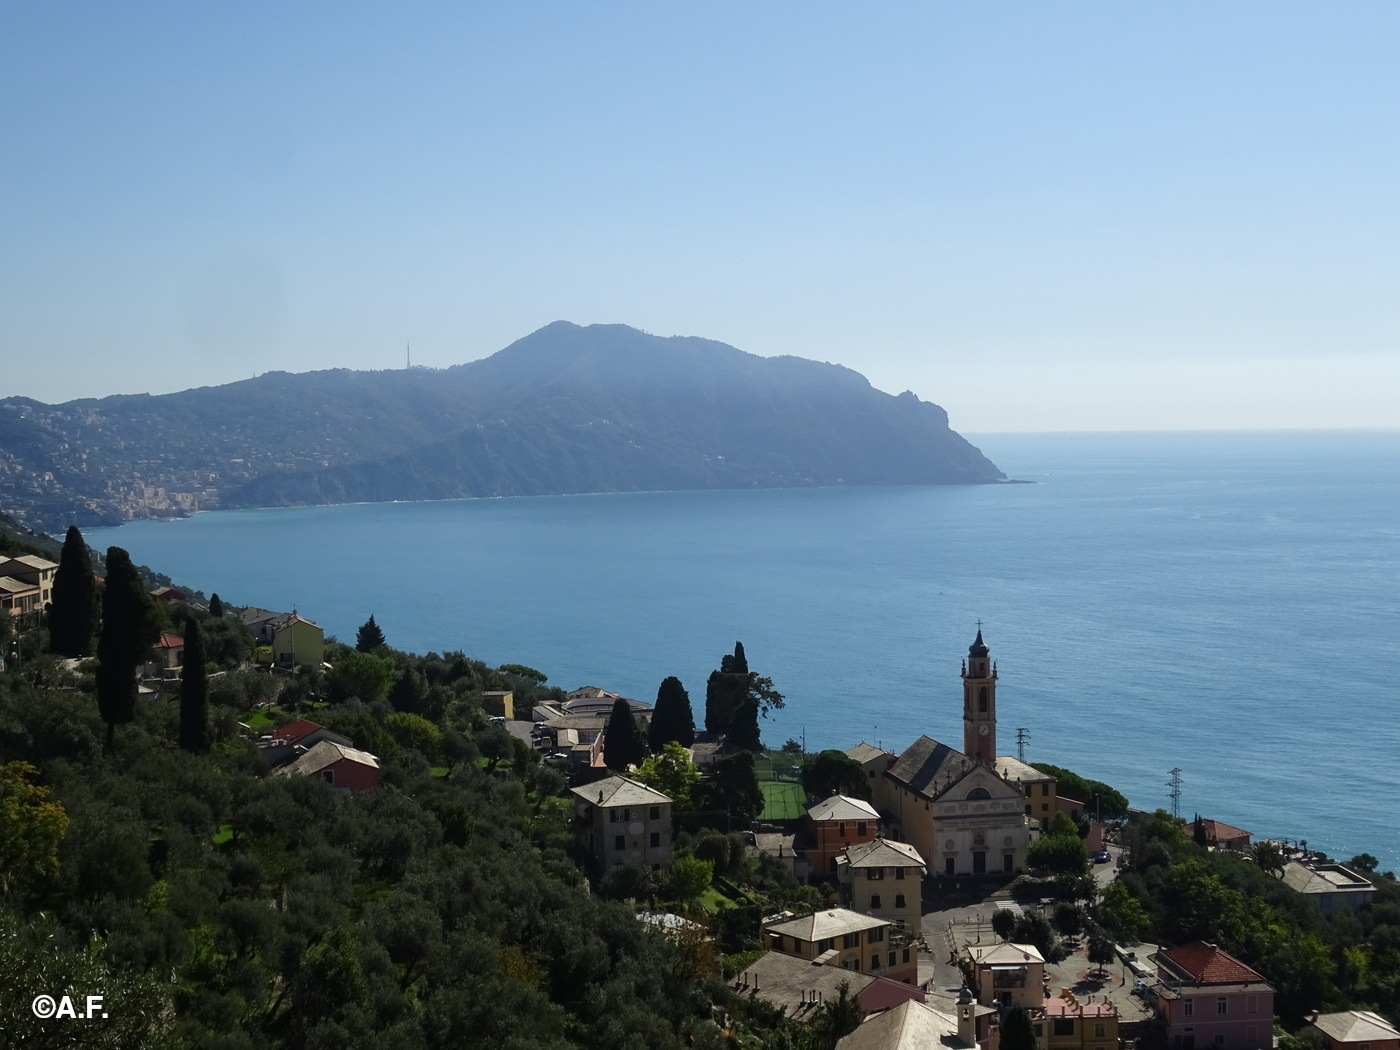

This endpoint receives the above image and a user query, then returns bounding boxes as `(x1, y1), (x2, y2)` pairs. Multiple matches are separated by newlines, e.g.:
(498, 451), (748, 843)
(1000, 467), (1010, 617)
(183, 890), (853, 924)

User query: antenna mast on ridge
(406, 342), (411, 369)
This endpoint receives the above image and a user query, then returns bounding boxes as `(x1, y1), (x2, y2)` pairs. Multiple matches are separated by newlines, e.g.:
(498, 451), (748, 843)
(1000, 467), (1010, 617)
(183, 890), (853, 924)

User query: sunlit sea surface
(91, 430), (1400, 871)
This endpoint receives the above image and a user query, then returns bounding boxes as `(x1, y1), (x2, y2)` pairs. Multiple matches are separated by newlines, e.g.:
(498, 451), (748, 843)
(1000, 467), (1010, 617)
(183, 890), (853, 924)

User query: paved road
(917, 844), (1155, 1022)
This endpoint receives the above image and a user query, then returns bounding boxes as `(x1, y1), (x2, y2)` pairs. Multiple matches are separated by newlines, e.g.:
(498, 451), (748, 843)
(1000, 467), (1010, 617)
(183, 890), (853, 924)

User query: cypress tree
(603, 696), (647, 772)
(179, 616), (208, 752)
(209, 593), (224, 618)
(95, 547), (159, 751)
(1000, 1007), (1038, 1050)
(48, 525), (96, 657)
(356, 614), (386, 652)
(649, 676), (695, 749)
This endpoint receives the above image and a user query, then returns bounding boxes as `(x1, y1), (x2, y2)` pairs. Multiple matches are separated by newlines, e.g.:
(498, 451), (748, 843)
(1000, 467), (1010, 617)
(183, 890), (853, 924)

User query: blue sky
(3, 3), (1398, 430)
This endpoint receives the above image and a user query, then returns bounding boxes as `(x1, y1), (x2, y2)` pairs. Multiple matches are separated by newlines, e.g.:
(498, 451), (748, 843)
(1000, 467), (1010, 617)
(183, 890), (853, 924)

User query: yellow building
(0, 555), (57, 608)
(271, 613), (324, 670)
(766, 908), (917, 984)
(1036, 990), (1119, 1050)
(482, 690), (515, 719)
(995, 755), (1058, 824)
(836, 837), (926, 931)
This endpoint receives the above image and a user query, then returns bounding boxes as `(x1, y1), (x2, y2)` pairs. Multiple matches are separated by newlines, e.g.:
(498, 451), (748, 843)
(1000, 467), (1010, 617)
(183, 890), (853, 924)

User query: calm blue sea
(90, 430), (1400, 871)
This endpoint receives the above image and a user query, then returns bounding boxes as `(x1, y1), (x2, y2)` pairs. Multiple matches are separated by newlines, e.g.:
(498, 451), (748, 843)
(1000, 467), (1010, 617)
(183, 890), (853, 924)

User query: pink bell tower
(961, 624), (997, 763)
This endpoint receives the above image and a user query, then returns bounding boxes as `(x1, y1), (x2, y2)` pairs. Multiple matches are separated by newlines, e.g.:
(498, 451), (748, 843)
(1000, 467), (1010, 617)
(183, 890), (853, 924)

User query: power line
(1016, 727), (1030, 763)
(1167, 767), (1183, 819)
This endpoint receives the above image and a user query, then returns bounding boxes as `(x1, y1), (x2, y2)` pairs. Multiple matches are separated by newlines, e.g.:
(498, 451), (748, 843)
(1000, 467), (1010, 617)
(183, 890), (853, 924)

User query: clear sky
(3, 3), (1398, 431)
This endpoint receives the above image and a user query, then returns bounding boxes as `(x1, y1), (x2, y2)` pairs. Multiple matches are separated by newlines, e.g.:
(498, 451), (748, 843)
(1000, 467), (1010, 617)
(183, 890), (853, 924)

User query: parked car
(1093, 849), (1112, 863)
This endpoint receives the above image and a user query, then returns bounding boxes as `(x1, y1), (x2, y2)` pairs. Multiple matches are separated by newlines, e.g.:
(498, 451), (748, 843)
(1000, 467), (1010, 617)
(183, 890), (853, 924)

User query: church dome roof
(968, 629), (989, 657)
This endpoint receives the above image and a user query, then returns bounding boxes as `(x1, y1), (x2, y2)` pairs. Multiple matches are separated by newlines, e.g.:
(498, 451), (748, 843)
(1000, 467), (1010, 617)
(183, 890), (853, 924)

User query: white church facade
(871, 630), (1042, 877)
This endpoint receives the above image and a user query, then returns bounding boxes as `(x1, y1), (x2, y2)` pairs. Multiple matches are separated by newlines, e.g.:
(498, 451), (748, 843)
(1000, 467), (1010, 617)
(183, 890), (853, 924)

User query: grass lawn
(212, 824), (234, 845)
(697, 886), (732, 914)
(242, 706), (283, 730)
(759, 780), (806, 821)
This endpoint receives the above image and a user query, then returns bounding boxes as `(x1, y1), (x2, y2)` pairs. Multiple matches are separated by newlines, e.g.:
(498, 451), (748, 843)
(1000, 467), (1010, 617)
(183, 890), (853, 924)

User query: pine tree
(649, 676), (695, 749)
(179, 616), (208, 752)
(95, 547), (159, 751)
(48, 526), (96, 657)
(356, 614), (386, 652)
(208, 593), (224, 618)
(603, 696), (648, 771)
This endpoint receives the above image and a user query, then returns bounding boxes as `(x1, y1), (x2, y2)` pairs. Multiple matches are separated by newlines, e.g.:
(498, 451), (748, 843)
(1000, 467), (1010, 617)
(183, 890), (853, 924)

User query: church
(867, 629), (1054, 877)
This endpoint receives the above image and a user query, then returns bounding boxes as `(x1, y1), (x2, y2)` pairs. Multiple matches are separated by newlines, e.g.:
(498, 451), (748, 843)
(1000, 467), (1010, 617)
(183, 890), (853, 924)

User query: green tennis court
(759, 780), (806, 821)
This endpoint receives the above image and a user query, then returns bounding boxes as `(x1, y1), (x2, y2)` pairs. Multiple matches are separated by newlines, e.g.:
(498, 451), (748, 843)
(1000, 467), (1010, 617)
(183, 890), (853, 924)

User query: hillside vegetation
(0, 323), (1002, 531)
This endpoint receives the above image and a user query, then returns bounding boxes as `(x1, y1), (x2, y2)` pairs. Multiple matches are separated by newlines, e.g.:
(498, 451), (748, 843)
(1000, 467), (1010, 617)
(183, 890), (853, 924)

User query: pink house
(275, 740), (380, 792)
(1154, 942), (1273, 1050)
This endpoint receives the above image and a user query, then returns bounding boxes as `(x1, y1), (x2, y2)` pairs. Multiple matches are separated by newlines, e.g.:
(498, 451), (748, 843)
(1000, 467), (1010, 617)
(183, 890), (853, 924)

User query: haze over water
(92, 430), (1400, 871)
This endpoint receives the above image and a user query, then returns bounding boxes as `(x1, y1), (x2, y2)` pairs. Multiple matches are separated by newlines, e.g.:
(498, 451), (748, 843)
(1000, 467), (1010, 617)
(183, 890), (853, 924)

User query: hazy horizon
(4, 4), (1399, 431)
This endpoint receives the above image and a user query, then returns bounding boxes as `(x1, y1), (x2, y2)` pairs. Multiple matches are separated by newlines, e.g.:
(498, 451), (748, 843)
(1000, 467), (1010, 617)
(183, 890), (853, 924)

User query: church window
(978, 687), (988, 712)
(967, 787), (991, 801)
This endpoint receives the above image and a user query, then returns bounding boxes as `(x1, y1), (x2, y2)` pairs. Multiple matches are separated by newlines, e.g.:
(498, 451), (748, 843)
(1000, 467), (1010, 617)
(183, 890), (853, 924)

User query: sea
(88, 430), (1400, 872)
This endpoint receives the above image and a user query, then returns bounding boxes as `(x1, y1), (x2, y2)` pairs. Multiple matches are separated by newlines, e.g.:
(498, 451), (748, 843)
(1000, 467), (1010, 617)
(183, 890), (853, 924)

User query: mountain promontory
(0, 322), (1004, 529)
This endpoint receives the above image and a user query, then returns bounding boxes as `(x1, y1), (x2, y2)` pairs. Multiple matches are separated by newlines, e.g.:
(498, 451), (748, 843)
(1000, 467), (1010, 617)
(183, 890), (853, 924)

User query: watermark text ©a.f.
(31, 995), (107, 1019)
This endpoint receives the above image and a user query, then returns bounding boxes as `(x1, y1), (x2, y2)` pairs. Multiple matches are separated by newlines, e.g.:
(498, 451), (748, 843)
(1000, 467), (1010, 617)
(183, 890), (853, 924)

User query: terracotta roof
(1311, 1011), (1400, 1044)
(1158, 942), (1265, 985)
(1198, 818), (1252, 841)
(154, 633), (184, 648)
(808, 794), (880, 822)
(886, 735), (973, 800)
(1043, 995), (1117, 1017)
(272, 719), (326, 744)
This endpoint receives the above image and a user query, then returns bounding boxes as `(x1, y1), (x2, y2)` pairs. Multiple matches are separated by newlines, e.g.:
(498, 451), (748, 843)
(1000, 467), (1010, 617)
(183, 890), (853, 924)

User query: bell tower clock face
(978, 724), (989, 737)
